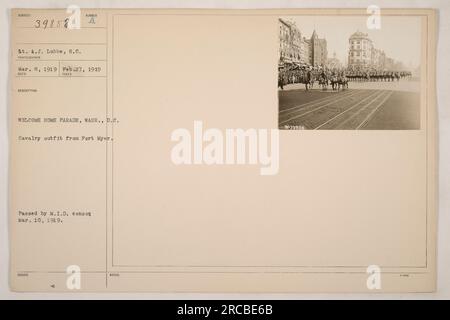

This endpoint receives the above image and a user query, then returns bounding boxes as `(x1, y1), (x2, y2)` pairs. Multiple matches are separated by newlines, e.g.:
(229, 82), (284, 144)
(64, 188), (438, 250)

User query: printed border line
(108, 12), (431, 272)
(105, 13), (109, 288)
(19, 270), (428, 275)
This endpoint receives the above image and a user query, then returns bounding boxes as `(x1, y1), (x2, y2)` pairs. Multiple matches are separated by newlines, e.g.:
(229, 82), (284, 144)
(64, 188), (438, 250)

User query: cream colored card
(9, 8), (437, 292)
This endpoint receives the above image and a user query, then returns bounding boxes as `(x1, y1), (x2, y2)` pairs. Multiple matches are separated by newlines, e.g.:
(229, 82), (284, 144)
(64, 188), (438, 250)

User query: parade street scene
(278, 16), (421, 130)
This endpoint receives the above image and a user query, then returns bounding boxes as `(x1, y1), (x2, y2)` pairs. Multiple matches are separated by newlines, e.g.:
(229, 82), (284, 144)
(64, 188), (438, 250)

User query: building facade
(308, 30), (328, 67)
(299, 37), (310, 64)
(279, 19), (309, 64)
(278, 19), (325, 66)
(348, 31), (404, 72)
(348, 31), (373, 70)
(371, 48), (386, 70)
(279, 19), (292, 63)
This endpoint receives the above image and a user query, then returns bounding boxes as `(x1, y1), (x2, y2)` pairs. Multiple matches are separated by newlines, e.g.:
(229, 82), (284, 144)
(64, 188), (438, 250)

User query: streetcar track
(333, 90), (391, 129)
(279, 89), (372, 126)
(313, 90), (385, 130)
(278, 90), (360, 120)
(332, 91), (389, 129)
(356, 91), (394, 129)
(279, 90), (370, 125)
(279, 89), (355, 114)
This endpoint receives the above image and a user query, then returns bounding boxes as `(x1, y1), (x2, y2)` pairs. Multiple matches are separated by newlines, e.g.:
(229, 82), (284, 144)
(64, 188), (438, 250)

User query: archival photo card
(278, 15), (423, 130)
(9, 8), (437, 293)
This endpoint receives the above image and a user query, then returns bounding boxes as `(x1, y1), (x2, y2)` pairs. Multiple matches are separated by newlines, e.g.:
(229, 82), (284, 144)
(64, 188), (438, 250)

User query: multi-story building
(279, 19), (324, 66)
(279, 19), (292, 63)
(370, 48), (386, 70)
(348, 31), (373, 70)
(287, 20), (303, 63)
(307, 30), (328, 66)
(348, 31), (405, 72)
(299, 36), (310, 64)
(278, 18), (311, 65)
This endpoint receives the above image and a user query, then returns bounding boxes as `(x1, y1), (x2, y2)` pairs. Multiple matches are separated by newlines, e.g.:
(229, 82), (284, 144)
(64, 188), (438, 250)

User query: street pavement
(278, 80), (420, 130)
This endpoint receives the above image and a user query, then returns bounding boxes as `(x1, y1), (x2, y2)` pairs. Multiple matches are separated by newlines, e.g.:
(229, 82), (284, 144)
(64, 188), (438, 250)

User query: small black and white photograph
(278, 15), (422, 130)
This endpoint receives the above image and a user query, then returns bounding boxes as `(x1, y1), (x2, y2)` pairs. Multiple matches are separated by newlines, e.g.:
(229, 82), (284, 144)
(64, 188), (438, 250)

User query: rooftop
(349, 30), (370, 40)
